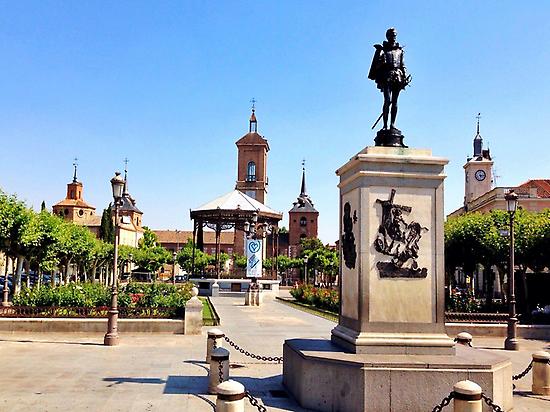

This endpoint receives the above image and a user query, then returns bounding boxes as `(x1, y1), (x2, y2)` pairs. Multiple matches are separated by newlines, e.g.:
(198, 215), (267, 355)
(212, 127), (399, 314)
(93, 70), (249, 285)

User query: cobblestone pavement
(0, 296), (548, 411)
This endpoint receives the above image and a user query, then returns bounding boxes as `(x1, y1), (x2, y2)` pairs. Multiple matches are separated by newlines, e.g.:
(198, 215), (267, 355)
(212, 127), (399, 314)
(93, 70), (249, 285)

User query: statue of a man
(368, 28), (410, 133)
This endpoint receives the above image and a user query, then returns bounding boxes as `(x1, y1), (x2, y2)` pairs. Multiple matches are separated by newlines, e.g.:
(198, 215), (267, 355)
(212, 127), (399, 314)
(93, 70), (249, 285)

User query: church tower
(53, 160), (101, 237)
(235, 103), (269, 204)
(463, 114), (493, 208)
(53, 160), (96, 222)
(288, 162), (319, 257)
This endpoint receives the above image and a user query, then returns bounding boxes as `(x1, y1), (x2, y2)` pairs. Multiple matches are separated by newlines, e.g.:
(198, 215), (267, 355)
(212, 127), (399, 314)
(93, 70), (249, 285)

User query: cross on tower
(302, 158), (306, 170)
(124, 157), (129, 173)
(72, 157), (78, 182)
(476, 112), (482, 134)
(250, 97), (256, 112)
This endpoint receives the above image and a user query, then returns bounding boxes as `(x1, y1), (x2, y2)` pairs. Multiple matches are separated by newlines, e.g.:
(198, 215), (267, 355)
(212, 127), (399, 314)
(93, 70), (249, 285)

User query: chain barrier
(209, 335), (218, 350)
(223, 336), (283, 363)
(512, 360), (533, 381)
(218, 358), (224, 384)
(430, 391), (454, 412)
(481, 393), (505, 412)
(245, 390), (268, 412)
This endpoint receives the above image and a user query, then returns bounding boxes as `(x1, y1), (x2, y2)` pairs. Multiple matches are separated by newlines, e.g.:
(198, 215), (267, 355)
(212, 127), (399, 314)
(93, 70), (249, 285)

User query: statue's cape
(368, 46), (382, 81)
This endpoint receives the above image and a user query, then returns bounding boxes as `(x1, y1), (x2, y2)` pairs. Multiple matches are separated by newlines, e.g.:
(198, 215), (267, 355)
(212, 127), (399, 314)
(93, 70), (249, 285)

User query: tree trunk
(64, 260), (72, 285)
(90, 266), (97, 284)
(14, 256), (24, 295)
(484, 266), (495, 309)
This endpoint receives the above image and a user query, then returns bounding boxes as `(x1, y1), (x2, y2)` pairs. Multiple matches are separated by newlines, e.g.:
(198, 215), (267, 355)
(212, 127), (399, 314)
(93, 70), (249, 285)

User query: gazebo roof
(190, 190), (282, 222)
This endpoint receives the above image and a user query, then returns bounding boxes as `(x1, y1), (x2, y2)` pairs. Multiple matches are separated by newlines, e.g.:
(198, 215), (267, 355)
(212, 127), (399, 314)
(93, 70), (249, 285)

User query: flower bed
(7, 282), (194, 318)
(290, 284), (339, 313)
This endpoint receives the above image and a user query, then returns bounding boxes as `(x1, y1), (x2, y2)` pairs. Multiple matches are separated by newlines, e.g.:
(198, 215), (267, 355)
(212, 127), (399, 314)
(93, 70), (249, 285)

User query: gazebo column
(191, 219), (197, 277)
(215, 222), (221, 279)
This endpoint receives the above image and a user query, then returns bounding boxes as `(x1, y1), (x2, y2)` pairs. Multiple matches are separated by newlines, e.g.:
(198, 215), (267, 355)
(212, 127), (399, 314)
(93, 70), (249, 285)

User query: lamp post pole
(504, 190), (519, 351)
(104, 172), (124, 347)
(172, 251), (177, 285)
(304, 256), (309, 285)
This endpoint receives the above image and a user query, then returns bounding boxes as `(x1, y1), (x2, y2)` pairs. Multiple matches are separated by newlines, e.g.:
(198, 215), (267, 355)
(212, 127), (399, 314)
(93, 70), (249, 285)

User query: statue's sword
(371, 112), (383, 129)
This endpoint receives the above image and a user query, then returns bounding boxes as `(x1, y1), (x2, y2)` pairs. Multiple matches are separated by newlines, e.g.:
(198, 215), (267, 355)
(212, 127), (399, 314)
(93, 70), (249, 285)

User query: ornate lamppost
(504, 189), (519, 351)
(104, 172), (124, 346)
(303, 255), (309, 285)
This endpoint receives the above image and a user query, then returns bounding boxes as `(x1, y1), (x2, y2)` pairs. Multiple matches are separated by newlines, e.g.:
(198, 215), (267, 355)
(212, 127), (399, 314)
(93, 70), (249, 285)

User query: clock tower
(463, 114), (493, 208)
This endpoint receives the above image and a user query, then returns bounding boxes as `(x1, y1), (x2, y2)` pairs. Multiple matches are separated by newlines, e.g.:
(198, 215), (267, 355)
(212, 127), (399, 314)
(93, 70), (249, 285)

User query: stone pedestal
(211, 282), (220, 297)
(332, 146), (453, 354)
(283, 146), (513, 411)
(184, 288), (203, 335)
(283, 339), (512, 412)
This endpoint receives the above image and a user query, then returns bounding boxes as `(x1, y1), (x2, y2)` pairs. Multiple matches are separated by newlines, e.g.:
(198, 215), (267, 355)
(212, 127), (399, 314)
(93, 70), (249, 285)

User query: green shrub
(12, 281), (194, 309)
(290, 284), (339, 313)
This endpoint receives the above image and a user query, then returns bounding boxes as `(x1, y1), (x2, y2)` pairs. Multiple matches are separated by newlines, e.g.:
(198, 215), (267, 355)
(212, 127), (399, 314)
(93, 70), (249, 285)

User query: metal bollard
(532, 351), (550, 395)
(206, 328), (225, 363)
(453, 380), (482, 412)
(216, 379), (245, 412)
(208, 347), (230, 394)
(455, 332), (473, 346)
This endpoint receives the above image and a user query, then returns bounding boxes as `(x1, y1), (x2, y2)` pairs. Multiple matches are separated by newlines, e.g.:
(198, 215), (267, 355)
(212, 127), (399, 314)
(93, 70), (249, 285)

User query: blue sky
(1, 1), (549, 243)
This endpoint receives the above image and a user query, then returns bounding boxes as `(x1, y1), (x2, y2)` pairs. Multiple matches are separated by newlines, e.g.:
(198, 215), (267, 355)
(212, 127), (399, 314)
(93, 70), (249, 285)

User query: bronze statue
(369, 28), (411, 147)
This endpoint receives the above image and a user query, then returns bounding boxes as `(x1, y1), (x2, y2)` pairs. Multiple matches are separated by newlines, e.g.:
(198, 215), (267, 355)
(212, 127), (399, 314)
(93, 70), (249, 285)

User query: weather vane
(250, 97), (257, 112)
(72, 157), (78, 182)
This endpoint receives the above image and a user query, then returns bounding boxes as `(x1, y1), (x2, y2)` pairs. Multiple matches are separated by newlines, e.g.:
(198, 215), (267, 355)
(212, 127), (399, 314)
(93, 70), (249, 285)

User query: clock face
(475, 170), (486, 181)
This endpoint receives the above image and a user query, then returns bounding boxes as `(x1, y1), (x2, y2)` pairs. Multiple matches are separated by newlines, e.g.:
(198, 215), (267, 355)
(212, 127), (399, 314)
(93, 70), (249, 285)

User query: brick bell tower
(235, 102), (269, 204)
(288, 162), (319, 257)
(464, 114), (493, 209)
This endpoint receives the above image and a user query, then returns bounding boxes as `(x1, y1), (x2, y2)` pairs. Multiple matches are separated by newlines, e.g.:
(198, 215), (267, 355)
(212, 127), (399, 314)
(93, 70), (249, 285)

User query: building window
(300, 217), (307, 227)
(246, 161), (256, 182)
(78, 209), (84, 216)
(64, 208), (69, 216)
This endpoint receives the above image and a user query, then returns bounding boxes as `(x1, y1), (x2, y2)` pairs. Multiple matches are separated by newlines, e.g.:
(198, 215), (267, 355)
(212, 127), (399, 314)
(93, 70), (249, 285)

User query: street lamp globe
(111, 172), (125, 201)
(243, 220), (250, 234)
(505, 190), (518, 214)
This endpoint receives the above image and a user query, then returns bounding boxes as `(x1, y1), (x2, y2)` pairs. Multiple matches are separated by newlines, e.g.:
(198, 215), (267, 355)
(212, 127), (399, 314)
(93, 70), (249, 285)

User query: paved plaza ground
(0, 296), (549, 411)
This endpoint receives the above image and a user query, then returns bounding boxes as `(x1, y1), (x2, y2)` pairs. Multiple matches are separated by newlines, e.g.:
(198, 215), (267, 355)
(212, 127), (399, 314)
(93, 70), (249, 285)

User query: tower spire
(300, 159), (307, 196)
(249, 98), (258, 133)
(473, 112), (483, 157)
(123, 157), (129, 195)
(72, 157), (78, 183)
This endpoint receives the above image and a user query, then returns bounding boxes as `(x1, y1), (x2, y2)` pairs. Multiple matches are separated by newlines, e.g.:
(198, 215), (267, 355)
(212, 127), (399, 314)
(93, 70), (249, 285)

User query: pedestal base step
(283, 338), (513, 412)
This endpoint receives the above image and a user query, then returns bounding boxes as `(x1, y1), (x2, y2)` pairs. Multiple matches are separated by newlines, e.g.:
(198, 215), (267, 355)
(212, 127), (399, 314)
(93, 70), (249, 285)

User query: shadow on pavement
(103, 377), (167, 387)
(514, 391), (550, 402)
(0, 338), (103, 346)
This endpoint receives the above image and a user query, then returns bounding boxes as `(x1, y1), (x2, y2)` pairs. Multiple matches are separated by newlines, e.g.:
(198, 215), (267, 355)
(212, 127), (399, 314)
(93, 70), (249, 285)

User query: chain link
(481, 393), (504, 412)
(431, 391), (454, 412)
(218, 358), (224, 384)
(223, 336), (283, 363)
(245, 390), (267, 412)
(512, 360), (533, 380)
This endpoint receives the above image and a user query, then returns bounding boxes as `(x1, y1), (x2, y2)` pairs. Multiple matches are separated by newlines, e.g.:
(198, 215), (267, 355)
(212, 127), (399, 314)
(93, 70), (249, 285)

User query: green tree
(99, 204), (114, 243)
(139, 226), (158, 249)
(176, 240), (213, 274)
(0, 192), (32, 294)
(299, 237), (339, 285)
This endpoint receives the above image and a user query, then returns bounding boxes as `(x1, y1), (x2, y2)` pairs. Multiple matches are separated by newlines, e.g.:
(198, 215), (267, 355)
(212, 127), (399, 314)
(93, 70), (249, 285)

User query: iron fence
(0, 306), (183, 319)
(445, 312), (508, 323)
